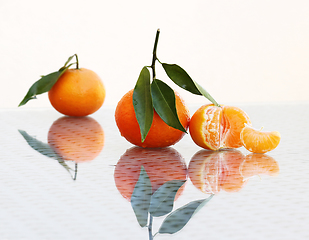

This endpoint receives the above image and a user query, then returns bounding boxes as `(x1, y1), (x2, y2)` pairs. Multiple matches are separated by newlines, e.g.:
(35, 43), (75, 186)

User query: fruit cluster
(19, 30), (280, 153)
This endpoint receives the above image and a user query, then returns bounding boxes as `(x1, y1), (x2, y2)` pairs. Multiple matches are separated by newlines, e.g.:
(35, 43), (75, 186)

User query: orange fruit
(240, 125), (281, 153)
(189, 104), (251, 150)
(114, 147), (187, 201)
(188, 149), (247, 194)
(48, 68), (105, 116)
(48, 116), (104, 163)
(240, 153), (279, 179)
(115, 89), (190, 148)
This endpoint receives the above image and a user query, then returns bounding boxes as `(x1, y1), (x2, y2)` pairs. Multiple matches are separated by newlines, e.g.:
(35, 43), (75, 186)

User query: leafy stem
(150, 29), (160, 79)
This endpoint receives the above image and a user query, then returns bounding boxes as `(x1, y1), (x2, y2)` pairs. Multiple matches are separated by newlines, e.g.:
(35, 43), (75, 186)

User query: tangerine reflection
(48, 116), (104, 163)
(114, 147), (187, 201)
(188, 149), (279, 194)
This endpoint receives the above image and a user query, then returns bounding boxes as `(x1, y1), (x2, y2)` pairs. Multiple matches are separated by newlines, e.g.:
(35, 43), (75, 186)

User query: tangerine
(189, 104), (251, 150)
(114, 147), (187, 201)
(48, 68), (105, 116)
(48, 116), (104, 163)
(115, 89), (190, 148)
(240, 124), (281, 153)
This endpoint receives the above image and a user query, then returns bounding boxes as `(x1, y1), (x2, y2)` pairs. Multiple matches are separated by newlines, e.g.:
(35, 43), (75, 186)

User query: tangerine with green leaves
(189, 104), (251, 150)
(115, 89), (190, 148)
(48, 68), (105, 117)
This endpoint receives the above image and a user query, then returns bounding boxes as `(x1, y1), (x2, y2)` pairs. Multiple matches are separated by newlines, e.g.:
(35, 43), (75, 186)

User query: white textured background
(1, 0), (309, 109)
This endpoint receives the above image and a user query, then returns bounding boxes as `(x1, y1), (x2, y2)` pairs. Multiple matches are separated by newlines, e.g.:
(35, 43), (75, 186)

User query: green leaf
(162, 63), (220, 107)
(18, 54), (77, 107)
(133, 67), (153, 142)
(194, 81), (220, 107)
(131, 166), (152, 227)
(151, 79), (187, 133)
(149, 180), (186, 217)
(18, 68), (67, 107)
(158, 195), (214, 234)
(162, 63), (201, 94)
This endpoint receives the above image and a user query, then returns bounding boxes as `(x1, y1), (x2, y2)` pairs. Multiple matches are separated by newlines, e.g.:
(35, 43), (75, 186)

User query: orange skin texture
(188, 149), (247, 194)
(240, 153), (279, 179)
(189, 104), (251, 150)
(48, 116), (104, 163)
(115, 89), (190, 148)
(240, 125), (281, 153)
(48, 68), (105, 117)
(114, 147), (187, 201)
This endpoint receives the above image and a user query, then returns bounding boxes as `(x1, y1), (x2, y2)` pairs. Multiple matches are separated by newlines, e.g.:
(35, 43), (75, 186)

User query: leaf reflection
(115, 147), (214, 239)
(19, 129), (78, 180)
(158, 196), (213, 234)
(18, 116), (104, 180)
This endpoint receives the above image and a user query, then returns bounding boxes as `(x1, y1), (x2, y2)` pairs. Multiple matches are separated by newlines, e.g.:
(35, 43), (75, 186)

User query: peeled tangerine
(240, 124), (281, 153)
(189, 104), (251, 150)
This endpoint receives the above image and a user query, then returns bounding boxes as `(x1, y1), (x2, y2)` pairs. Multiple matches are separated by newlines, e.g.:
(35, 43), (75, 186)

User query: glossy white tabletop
(0, 103), (308, 240)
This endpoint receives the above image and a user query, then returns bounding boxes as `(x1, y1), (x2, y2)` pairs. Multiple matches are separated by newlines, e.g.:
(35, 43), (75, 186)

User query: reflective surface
(0, 104), (308, 239)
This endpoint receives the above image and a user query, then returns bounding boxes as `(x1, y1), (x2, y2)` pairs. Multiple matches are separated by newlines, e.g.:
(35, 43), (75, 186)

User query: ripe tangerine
(48, 68), (105, 116)
(189, 104), (251, 150)
(115, 89), (190, 148)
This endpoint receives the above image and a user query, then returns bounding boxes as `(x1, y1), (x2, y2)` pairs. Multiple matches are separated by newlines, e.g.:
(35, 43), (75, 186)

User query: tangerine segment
(240, 125), (281, 153)
(114, 147), (187, 201)
(115, 89), (190, 148)
(189, 104), (251, 150)
(48, 68), (105, 117)
(48, 116), (104, 163)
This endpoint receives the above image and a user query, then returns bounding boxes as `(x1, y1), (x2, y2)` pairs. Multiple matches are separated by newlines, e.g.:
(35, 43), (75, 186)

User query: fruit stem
(74, 54), (79, 69)
(150, 29), (160, 79)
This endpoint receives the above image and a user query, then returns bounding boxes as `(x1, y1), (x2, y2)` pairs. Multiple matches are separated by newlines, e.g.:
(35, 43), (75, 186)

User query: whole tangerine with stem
(115, 89), (190, 148)
(48, 116), (104, 163)
(114, 147), (187, 201)
(48, 68), (105, 116)
(189, 104), (251, 150)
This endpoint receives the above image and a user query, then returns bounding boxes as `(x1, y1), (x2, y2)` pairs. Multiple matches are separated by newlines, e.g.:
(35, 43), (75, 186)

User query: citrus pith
(115, 89), (190, 148)
(48, 68), (105, 116)
(189, 104), (251, 150)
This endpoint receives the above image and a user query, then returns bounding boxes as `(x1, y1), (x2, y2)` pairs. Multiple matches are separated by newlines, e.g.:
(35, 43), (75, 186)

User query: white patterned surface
(0, 104), (308, 240)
